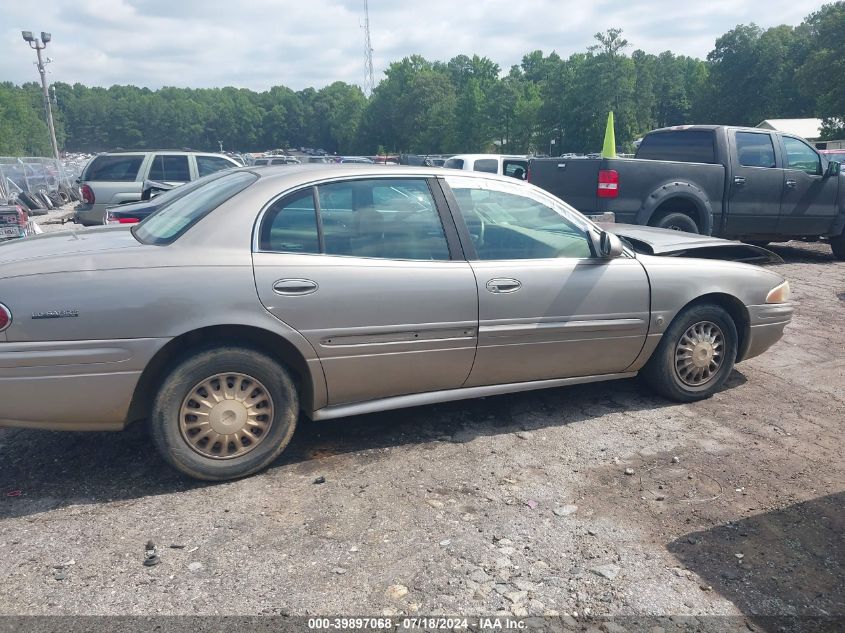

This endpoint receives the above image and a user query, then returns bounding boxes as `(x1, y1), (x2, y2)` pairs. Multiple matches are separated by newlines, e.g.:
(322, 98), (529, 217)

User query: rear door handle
(733, 176), (746, 186)
(785, 180), (797, 189)
(273, 279), (318, 295)
(486, 278), (521, 294)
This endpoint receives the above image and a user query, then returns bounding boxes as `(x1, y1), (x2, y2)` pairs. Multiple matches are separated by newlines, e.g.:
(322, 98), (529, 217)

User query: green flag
(601, 111), (616, 158)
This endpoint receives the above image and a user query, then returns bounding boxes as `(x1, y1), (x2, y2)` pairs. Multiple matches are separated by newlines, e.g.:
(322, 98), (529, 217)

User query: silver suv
(74, 150), (239, 225)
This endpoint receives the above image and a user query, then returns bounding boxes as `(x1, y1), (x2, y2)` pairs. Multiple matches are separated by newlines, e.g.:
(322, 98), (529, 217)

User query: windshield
(132, 171), (257, 245)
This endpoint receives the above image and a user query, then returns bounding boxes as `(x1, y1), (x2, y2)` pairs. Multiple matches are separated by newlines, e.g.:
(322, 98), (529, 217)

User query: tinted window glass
(133, 171), (257, 245)
(317, 179), (449, 260)
(635, 130), (716, 163)
(444, 158), (464, 169)
(735, 132), (776, 168)
(783, 137), (821, 175)
(448, 179), (592, 260)
(148, 155), (191, 181)
(259, 189), (319, 253)
(474, 159), (498, 173)
(85, 155), (144, 181)
(196, 155), (235, 177)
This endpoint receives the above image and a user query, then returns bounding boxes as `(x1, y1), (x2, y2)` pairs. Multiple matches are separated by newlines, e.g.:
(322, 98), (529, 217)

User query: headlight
(765, 280), (791, 303)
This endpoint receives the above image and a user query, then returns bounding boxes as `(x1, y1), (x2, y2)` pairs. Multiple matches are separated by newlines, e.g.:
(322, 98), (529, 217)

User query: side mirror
(826, 160), (841, 177)
(599, 230), (624, 258)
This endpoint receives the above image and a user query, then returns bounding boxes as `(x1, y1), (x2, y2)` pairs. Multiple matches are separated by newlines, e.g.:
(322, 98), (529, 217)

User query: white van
(443, 154), (530, 179)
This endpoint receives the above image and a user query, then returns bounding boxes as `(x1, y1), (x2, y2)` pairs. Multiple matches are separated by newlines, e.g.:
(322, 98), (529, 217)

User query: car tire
(831, 233), (845, 261)
(642, 304), (738, 402)
(653, 212), (699, 234)
(150, 346), (298, 481)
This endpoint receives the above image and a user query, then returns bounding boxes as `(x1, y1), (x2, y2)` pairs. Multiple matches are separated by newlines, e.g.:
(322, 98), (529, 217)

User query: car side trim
(309, 371), (637, 421)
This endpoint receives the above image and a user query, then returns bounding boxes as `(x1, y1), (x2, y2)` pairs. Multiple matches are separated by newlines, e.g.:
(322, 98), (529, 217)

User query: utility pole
(21, 31), (60, 161)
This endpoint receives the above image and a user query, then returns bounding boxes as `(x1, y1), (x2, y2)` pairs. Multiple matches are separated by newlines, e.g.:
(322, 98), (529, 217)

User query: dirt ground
(0, 238), (842, 630)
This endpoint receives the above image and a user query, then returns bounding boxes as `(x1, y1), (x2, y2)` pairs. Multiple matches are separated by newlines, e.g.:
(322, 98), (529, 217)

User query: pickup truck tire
(150, 346), (299, 481)
(831, 234), (845, 260)
(642, 304), (738, 402)
(653, 212), (699, 234)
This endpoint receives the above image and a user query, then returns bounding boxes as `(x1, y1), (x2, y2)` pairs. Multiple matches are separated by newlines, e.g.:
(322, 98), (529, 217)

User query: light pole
(549, 138), (556, 157)
(21, 31), (60, 161)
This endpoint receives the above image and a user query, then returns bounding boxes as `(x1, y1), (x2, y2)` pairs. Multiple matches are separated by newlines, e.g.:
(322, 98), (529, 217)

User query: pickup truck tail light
(0, 303), (11, 332)
(597, 169), (619, 198)
(81, 184), (95, 204)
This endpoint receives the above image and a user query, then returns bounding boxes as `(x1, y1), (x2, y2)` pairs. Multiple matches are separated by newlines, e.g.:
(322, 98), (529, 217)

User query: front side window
(133, 171), (257, 245)
(783, 137), (822, 175)
(149, 155), (191, 181)
(446, 176), (593, 260)
(735, 132), (776, 168)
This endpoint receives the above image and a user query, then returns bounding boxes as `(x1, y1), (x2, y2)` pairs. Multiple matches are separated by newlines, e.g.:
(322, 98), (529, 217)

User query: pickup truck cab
(528, 125), (845, 258)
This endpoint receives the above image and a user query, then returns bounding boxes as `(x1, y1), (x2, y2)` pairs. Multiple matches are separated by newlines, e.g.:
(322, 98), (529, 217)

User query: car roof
(447, 154), (530, 161)
(96, 150), (234, 157)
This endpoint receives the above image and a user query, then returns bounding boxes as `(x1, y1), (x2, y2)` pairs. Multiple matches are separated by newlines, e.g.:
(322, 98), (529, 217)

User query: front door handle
(486, 278), (521, 294)
(733, 176), (746, 186)
(273, 279), (318, 295)
(785, 180), (797, 190)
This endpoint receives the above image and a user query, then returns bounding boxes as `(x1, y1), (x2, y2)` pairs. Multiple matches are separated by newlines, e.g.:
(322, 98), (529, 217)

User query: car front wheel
(642, 304), (738, 402)
(150, 346), (298, 481)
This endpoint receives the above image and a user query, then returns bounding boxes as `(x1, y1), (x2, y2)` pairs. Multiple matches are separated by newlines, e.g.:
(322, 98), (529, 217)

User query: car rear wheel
(653, 212), (699, 234)
(642, 304), (738, 402)
(150, 346), (298, 481)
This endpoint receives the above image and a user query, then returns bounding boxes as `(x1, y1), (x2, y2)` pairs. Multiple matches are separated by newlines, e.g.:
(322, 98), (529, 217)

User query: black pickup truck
(528, 125), (845, 259)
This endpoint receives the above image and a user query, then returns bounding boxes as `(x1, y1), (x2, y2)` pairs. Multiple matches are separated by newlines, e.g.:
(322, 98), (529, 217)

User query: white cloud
(0, 0), (825, 91)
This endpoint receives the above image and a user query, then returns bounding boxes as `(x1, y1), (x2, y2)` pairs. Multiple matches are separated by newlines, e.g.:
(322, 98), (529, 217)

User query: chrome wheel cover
(179, 373), (274, 459)
(674, 321), (725, 387)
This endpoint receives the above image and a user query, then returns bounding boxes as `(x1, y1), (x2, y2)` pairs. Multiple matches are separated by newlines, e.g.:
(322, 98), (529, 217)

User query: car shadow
(0, 373), (748, 521)
(767, 242), (836, 264)
(667, 492), (844, 630)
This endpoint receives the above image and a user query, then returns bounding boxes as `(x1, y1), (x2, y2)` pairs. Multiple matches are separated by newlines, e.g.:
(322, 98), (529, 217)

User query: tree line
(1, 2), (842, 158)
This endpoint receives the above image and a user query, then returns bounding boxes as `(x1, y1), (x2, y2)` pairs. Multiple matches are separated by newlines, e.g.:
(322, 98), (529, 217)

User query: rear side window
(635, 131), (716, 164)
(196, 155), (236, 177)
(735, 132), (776, 168)
(259, 189), (319, 253)
(474, 159), (498, 173)
(444, 158), (464, 169)
(148, 155), (190, 181)
(85, 155), (144, 181)
(133, 171), (257, 245)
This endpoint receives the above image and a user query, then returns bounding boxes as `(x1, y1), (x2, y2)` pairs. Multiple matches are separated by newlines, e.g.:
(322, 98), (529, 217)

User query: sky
(1, 0), (826, 93)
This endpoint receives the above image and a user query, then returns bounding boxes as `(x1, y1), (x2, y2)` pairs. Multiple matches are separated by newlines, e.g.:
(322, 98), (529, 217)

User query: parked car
(444, 154), (530, 179)
(74, 150), (240, 225)
(0, 165), (793, 481)
(339, 156), (374, 164)
(253, 157), (301, 166)
(0, 204), (33, 241)
(528, 125), (845, 258)
(820, 149), (845, 164)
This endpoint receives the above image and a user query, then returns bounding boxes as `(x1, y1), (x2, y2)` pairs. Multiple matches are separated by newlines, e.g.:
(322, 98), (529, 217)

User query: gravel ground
(0, 229), (842, 627)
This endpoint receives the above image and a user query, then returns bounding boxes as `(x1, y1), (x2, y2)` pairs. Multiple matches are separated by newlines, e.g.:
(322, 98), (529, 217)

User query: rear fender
(637, 183), (714, 235)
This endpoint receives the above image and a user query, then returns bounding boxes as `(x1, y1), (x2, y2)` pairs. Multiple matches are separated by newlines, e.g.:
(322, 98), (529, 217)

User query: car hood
(0, 226), (143, 278)
(598, 223), (783, 264)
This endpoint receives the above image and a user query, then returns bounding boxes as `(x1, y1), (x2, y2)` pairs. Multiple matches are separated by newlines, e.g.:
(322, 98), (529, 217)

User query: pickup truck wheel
(830, 234), (845, 261)
(150, 346), (298, 481)
(653, 212), (699, 234)
(642, 304), (738, 402)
